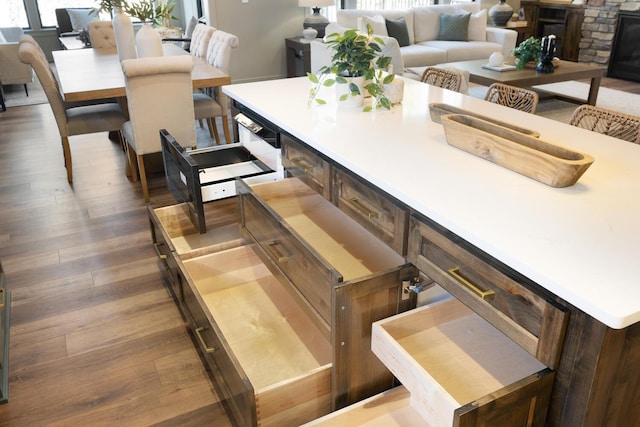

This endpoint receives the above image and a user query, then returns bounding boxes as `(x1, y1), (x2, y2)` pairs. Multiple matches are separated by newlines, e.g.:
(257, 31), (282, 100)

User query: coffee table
(443, 59), (606, 105)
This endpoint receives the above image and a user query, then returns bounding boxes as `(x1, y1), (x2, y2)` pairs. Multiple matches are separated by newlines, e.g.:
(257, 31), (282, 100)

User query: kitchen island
(223, 77), (640, 426)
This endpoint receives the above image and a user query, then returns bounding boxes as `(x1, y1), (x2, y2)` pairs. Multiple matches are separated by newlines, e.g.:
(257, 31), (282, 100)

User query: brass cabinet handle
(448, 267), (495, 300)
(153, 242), (168, 260)
(194, 326), (217, 354)
(349, 197), (379, 219)
(290, 157), (314, 174)
(267, 241), (290, 263)
(0, 289), (4, 309)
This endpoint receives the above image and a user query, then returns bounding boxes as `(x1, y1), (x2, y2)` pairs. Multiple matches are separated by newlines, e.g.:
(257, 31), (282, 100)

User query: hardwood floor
(0, 76), (638, 426)
(0, 104), (232, 426)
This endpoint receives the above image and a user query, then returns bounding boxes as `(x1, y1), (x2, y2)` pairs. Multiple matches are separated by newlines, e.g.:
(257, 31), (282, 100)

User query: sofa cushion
(437, 13), (470, 41)
(400, 44), (447, 68)
(386, 17), (410, 47)
(362, 15), (388, 36)
(413, 3), (480, 43)
(467, 9), (487, 42)
(423, 40), (504, 63)
(337, 9), (415, 45)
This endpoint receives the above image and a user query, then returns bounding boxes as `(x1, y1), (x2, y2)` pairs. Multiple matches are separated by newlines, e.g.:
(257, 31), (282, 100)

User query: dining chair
(87, 21), (117, 48)
(484, 82), (539, 114)
(420, 67), (463, 92)
(189, 23), (215, 58)
(121, 55), (197, 201)
(18, 36), (126, 183)
(569, 104), (640, 144)
(193, 30), (238, 144)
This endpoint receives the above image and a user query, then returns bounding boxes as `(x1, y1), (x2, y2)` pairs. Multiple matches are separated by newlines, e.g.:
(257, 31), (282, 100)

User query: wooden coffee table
(444, 59), (606, 105)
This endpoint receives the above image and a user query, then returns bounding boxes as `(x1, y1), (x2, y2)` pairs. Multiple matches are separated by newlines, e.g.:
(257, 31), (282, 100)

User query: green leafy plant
(307, 24), (395, 111)
(512, 37), (542, 69)
(153, 0), (178, 28)
(93, 0), (128, 15)
(94, 0), (176, 26)
(125, 0), (156, 23)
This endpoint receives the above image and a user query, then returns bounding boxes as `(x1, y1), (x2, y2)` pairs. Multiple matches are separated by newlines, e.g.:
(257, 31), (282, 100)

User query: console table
(285, 37), (313, 78)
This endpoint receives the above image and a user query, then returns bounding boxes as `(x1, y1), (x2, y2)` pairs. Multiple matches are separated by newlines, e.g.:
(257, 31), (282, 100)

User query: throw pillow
(182, 16), (199, 50)
(67, 8), (94, 32)
(413, 7), (440, 42)
(437, 13), (470, 41)
(466, 9), (487, 42)
(386, 17), (410, 47)
(362, 15), (388, 37)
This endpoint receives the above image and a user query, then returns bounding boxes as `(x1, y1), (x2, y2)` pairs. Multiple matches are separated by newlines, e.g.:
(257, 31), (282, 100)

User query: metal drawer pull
(0, 289), (4, 309)
(291, 157), (314, 173)
(153, 242), (168, 260)
(448, 267), (495, 300)
(195, 326), (217, 354)
(267, 241), (290, 263)
(349, 197), (379, 219)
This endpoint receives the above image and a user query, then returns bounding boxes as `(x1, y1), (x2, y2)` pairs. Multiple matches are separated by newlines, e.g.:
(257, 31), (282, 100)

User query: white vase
(136, 23), (163, 58)
(113, 8), (137, 61)
(335, 75), (365, 108)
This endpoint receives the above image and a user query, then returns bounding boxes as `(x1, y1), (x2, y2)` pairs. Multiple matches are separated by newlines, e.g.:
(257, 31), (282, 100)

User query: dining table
(52, 43), (231, 103)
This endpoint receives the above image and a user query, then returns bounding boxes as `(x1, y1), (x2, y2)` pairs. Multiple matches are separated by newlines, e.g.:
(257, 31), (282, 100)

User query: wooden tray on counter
(441, 114), (594, 187)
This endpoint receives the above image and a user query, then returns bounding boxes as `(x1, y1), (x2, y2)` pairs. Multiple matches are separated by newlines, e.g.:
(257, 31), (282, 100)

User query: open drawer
(237, 177), (417, 408)
(177, 245), (332, 427)
(371, 299), (555, 426)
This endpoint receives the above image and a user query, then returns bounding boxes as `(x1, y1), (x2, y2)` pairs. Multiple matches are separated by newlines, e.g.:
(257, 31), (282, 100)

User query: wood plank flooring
(0, 76), (638, 426)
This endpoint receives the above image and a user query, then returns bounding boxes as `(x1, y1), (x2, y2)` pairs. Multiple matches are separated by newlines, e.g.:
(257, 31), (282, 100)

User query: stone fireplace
(578, 0), (640, 80)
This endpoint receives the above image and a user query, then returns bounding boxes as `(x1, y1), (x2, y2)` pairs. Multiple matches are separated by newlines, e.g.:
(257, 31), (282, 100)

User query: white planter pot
(113, 9), (137, 61)
(335, 75), (365, 108)
(136, 23), (163, 58)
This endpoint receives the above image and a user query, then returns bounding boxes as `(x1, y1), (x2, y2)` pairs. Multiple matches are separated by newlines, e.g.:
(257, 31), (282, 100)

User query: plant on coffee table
(512, 37), (542, 70)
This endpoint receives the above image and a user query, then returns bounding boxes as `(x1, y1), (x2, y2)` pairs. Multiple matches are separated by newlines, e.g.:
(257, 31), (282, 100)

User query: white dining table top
(224, 76), (640, 330)
(52, 43), (230, 102)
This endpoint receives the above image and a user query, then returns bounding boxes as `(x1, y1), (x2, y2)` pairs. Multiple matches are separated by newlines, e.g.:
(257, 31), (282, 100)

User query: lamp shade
(298, 0), (334, 7)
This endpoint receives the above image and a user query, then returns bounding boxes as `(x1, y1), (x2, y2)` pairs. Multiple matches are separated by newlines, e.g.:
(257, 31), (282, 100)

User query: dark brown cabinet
(520, 1), (586, 61)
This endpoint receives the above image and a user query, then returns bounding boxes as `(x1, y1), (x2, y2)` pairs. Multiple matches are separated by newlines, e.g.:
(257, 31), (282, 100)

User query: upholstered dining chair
(484, 82), (539, 114)
(189, 23), (215, 58)
(18, 36), (126, 183)
(569, 104), (640, 144)
(87, 21), (117, 48)
(121, 55), (197, 201)
(420, 67), (463, 92)
(193, 30), (239, 144)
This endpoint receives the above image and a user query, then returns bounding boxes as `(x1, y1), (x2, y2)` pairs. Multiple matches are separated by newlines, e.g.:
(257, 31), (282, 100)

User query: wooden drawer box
(282, 137), (332, 200)
(370, 299), (555, 426)
(238, 177), (417, 408)
(333, 168), (409, 256)
(408, 215), (569, 369)
(177, 245), (332, 427)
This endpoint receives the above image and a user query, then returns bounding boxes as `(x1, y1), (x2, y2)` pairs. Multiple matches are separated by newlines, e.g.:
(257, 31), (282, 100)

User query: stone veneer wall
(579, 0), (640, 66)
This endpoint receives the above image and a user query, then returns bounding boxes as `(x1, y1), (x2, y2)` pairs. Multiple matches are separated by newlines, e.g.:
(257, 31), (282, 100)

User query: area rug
(468, 81), (640, 124)
(2, 79), (48, 108)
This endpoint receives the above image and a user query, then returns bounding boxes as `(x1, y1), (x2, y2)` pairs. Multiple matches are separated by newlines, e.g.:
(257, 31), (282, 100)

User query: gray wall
(204, 0), (306, 83)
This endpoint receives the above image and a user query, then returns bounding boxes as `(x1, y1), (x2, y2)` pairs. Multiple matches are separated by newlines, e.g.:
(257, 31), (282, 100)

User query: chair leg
(126, 142), (138, 181)
(137, 154), (150, 202)
(209, 118), (221, 143)
(61, 136), (73, 183)
(24, 83), (29, 97)
(221, 115), (232, 144)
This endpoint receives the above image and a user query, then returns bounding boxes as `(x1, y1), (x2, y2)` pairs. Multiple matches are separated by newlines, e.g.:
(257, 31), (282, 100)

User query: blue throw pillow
(385, 17), (410, 47)
(437, 13), (470, 41)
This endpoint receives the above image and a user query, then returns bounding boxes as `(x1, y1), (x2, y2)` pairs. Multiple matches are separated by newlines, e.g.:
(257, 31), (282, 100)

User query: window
(2, 0), (29, 27)
(341, 0), (432, 9)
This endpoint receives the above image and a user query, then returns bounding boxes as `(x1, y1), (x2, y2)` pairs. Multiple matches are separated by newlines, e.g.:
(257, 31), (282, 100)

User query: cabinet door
(562, 9), (584, 61)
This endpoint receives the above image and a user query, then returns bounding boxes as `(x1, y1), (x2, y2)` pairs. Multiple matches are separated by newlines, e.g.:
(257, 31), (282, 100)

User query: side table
(285, 37), (314, 78)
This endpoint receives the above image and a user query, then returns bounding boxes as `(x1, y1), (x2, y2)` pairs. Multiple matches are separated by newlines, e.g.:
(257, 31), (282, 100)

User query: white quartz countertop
(224, 77), (640, 329)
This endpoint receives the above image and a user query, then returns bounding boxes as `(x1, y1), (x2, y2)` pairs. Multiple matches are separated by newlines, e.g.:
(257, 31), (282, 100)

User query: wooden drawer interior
(408, 216), (568, 369)
(333, 168), (408, 256)
(180, 244), (332, 426)
(371, 299), (554, 426)
(282, 138), (332, 199)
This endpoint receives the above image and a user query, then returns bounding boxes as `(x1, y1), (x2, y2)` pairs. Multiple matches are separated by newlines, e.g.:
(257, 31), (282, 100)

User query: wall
(204, 0), (307, 83)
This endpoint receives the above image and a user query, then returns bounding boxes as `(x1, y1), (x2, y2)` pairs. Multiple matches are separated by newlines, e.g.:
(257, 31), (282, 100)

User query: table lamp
(299, 0), (334, 38)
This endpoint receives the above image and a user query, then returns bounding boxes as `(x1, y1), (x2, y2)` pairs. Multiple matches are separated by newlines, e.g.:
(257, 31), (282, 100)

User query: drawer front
(179, 266), (256, 427)
(282, 138), (332, 200)
(240, 191), (335, 324)
(333, 169), (408, 256)
(148, 213), (182, 297)
(408, 216), (569, 369)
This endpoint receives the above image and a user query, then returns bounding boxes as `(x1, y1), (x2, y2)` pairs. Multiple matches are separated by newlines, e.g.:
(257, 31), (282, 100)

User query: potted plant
(307, 24), (395, 111)
(512, 36), (542, 70)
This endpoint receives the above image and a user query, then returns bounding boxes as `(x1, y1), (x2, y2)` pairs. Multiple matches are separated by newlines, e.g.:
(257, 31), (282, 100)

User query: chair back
(87, 21), (116, 48)
(484, 82), (539, 114)
(421, 67), (462, 92)
(122, 55), (196, 155)
(18, 36), (69, 136)
(569, 104), (640, 144)
(189, 23), (215, 58)
(204, 30), (239, 74)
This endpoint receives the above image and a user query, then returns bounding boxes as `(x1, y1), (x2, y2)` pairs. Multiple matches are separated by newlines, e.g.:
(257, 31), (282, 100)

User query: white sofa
(310, 3), (517, 80)
(0, 27), (34, 93)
